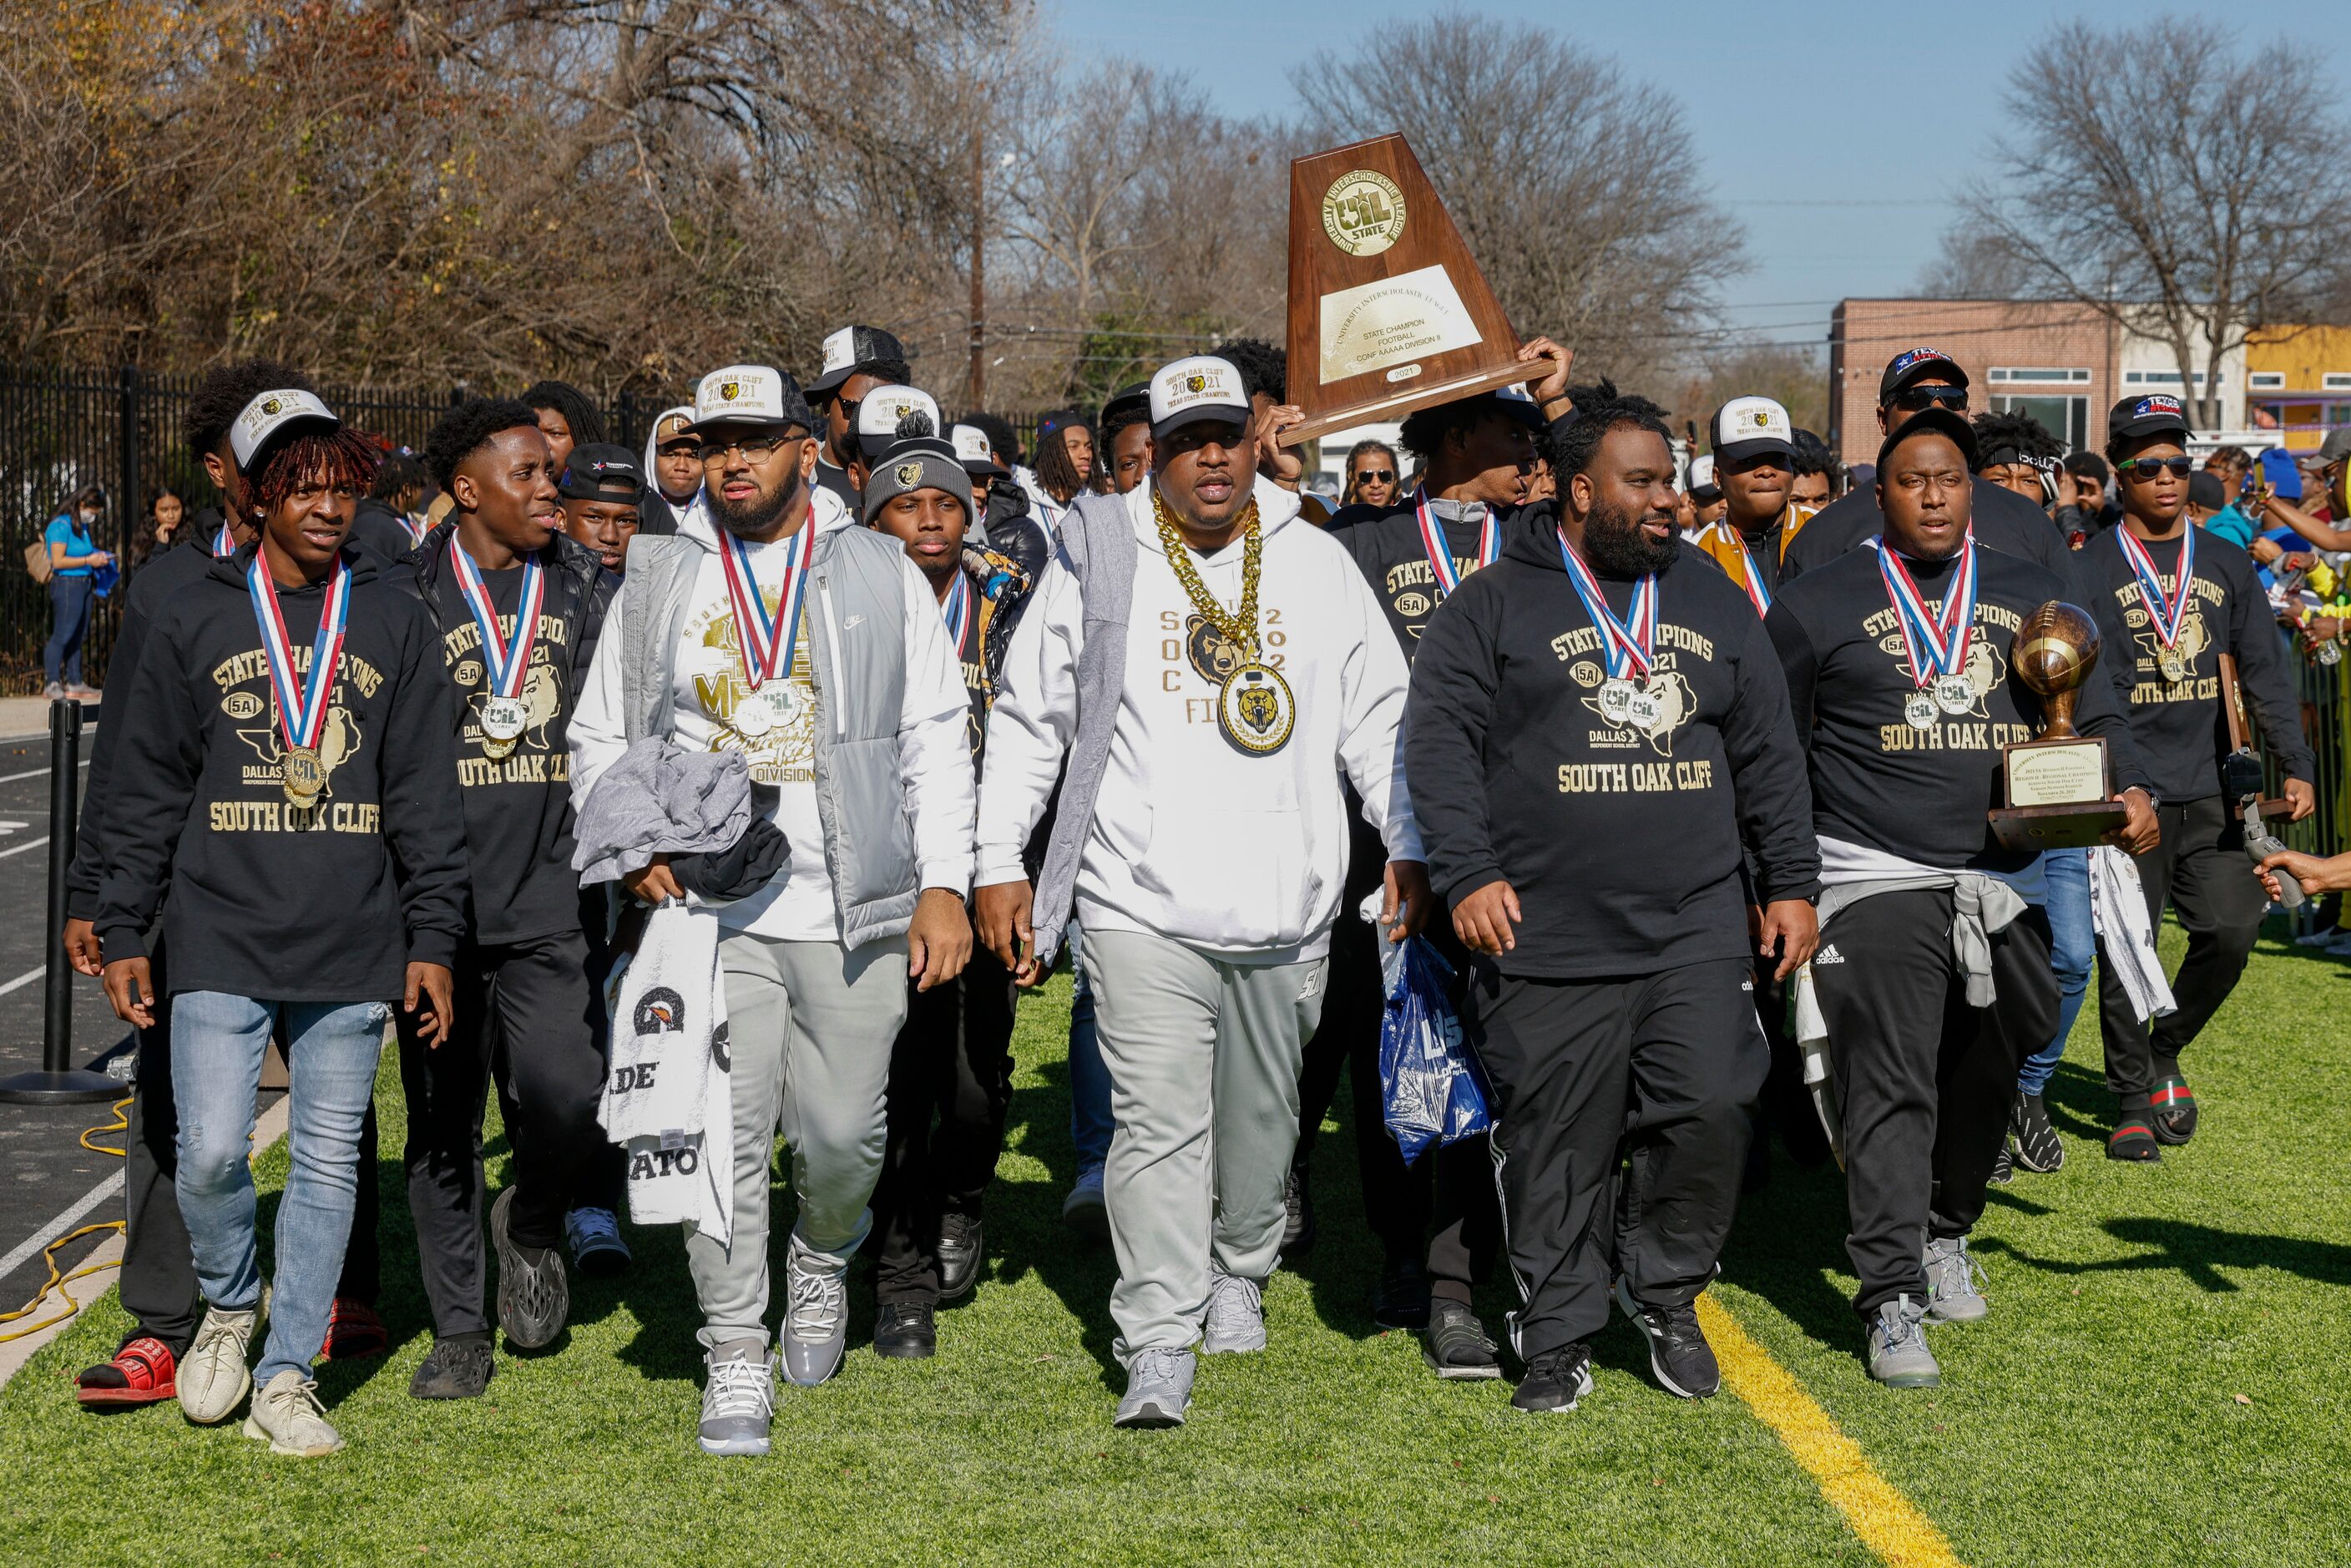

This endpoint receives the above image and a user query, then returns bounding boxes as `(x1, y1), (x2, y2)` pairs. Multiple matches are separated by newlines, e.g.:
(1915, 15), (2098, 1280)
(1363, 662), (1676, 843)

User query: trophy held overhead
(1280, 133), (1528, 448)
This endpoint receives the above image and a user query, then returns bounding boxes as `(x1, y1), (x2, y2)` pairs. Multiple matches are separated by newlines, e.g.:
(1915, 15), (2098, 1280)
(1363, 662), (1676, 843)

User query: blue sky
(1046, 1), (2341, 352)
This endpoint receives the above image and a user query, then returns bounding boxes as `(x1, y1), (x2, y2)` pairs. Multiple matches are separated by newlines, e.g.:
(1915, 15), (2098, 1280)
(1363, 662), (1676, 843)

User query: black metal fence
(0, 363), (1048, 693)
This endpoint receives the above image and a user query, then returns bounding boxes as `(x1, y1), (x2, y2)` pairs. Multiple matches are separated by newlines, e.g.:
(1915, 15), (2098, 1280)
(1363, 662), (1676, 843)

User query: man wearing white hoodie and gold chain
(974, 356), (1431, 1429)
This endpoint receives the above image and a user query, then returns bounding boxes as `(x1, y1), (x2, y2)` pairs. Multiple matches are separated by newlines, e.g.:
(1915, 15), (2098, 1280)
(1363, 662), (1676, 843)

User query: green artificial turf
(2, 920), (2346, 1565)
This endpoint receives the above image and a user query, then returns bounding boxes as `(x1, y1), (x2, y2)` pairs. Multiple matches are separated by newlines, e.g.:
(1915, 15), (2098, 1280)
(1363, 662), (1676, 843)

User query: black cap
(1878, 347), (1969, 404)
(808, 325), (908, 396)
(2107, 392), (2192, 444)
(2187, 471), (2226, 510)
(1875, 406), (1979, 474)
(1099, 381), (1150, 428)
(559, 443), (645, 501)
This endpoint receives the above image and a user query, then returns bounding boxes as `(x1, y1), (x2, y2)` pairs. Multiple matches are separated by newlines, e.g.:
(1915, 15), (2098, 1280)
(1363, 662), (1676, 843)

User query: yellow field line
(1695, 1294), (1967, 1568)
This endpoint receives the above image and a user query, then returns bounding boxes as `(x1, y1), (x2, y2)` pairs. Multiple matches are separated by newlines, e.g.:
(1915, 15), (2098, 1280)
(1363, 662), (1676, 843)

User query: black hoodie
(394, 522), (616, 943)
(94, 540), (469, 1001)
(1405, 512), (1820, 979)
(1766, 539), (2151, 872)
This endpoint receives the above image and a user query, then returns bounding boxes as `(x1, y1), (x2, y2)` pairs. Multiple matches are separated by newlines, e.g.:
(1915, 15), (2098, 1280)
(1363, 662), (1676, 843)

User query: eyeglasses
(2121, 456), (2194, 481)
(1890, 386), (1969, 412)
(1355, 469), (1396, 483)
(697, 434), (800, 464)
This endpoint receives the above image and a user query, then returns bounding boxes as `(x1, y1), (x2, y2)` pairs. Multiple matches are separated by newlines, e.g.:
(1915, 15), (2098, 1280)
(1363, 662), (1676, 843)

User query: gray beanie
(861, 435), (976, 528)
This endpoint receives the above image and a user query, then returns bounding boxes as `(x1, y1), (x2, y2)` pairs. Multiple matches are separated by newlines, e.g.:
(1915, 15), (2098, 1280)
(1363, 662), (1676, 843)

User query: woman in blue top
(43, 484), (114, 698)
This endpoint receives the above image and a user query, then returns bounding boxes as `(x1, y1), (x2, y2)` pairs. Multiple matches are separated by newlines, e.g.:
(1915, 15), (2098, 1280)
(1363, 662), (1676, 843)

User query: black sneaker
(408, 1336), (496, 1399)
(1373, 1255), (1431, 1331)
(1281, 1166), (1317, 1261)
(2150, 1075), (2197, 1145)
(1421, 1299), (1501, 1380)
(1511, 1343), (1595, 1414)
(1613, 1280), (1720, 1398)
(872, 1302), (937, 1359)
(1989, 1145), (2014, 1184)
(937, 1215), (983, 1302)
(2011, 1091), (2064, 1172)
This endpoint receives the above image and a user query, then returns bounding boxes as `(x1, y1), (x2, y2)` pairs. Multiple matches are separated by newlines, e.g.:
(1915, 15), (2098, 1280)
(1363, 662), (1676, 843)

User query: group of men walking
(57, 329), (2309, 1454)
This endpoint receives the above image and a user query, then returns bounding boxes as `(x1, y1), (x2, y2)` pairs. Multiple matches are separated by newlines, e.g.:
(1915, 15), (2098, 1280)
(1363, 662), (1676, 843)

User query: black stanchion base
(0, 1068), (124, 1105)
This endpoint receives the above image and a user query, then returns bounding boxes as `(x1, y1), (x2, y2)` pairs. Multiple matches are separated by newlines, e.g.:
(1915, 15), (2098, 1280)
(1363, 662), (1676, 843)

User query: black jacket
(1406, 515), (1819, 979)
(1767, 539), (2151, 872)
(2076, 524), (2313, 802)
(94, 542), (469, 1000)
(395, 523), (616, 943)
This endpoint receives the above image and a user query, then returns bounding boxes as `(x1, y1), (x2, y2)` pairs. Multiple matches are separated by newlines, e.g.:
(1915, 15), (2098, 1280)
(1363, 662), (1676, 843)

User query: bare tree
(1950, 18), (2351, 427)
(1291, 13), (1746, 384)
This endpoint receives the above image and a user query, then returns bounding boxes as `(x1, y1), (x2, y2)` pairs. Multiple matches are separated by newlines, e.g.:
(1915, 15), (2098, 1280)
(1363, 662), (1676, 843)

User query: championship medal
(719, 519), (815, 743)
(448, 539), (546, 761)
(1150, 488), (1292, 757)
(246, 550), (352, 808)
(2319, 640), (2343, 667)
(1557, 529), (1661, 731)
(2117, 526), (2195, 684)
(1872, 533), (1978, 732)
(1413, 490), (1501, 601)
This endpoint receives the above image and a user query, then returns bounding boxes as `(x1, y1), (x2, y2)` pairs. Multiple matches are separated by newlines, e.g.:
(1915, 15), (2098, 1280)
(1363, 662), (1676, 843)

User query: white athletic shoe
(242, 1370), (343, 1456)
(179, 1305), (259, 1425)
(1202, 1269), (1267, 1354)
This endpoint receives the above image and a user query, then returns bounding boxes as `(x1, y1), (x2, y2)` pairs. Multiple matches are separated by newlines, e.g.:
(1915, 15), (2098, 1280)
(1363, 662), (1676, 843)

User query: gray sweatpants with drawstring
(1081, 928), (1327, 1366)
(685, 931), (908, 1350)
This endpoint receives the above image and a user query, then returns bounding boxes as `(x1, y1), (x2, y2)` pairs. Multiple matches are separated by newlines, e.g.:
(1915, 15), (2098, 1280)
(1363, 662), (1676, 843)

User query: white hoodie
(976, 478), (1419, 962)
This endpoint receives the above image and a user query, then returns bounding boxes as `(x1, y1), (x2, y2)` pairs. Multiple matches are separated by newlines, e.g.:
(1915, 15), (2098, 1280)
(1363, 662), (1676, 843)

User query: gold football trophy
(1986, 602), (2128, 851)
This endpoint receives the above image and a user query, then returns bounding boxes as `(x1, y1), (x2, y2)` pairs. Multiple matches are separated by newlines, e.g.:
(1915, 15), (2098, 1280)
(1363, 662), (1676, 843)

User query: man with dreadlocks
(63, 363), (396, 1411)
(96, 389), (469, 1455)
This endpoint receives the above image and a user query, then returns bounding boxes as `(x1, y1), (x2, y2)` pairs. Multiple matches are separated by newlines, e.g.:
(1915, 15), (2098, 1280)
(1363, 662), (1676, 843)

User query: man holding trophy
(1765, 407), (2157, 1388)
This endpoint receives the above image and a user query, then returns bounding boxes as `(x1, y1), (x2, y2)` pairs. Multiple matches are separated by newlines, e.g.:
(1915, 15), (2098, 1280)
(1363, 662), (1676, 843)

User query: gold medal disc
(281, 744), (327, 806)
(1216, 661), (1297, 756)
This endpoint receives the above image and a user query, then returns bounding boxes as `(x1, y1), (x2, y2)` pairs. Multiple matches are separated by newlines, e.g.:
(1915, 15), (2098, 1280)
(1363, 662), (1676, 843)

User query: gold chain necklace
(1152, 488), (1262, 655)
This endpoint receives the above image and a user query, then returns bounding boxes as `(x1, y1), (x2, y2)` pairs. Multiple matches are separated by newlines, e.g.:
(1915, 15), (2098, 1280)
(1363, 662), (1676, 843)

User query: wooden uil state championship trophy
(1987, 602), (2128, 851)
(1279, 134), (1526, 448)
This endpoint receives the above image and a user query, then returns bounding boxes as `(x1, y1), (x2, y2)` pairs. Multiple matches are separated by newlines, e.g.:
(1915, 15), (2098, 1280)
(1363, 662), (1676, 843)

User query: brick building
(1826, 298), (2246, 466)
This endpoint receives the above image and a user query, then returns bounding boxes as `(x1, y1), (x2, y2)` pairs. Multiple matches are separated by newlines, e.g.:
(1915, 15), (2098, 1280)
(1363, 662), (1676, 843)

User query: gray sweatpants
(1081, 928), (1327, 1364)
(685, 930), (908, 1349)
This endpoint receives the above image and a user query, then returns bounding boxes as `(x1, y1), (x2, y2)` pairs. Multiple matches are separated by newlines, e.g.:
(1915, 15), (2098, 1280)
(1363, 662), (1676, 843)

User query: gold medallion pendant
(1217, 661), (1296, 756)
(281, 744), (327, 807)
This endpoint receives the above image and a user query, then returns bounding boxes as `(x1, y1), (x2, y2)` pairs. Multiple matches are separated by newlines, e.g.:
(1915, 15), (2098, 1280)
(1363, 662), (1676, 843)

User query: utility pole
(968, 125), (986, 411)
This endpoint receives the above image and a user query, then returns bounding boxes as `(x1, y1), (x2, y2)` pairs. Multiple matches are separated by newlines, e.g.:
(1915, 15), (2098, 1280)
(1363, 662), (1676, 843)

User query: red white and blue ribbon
(1556, 529), (1657, 679)
(2117, 525), (2195, 655)
(1414, 491), (1501, 600)
(1716, 523), (1772, 616)
(941, 571), (974, 653)
(447, 539), (545, 700)
(246, 551), (351, 755)
(1872, 534), (1977, 686)
(719, 523), (814, 690)
(213, 524), (234, 557)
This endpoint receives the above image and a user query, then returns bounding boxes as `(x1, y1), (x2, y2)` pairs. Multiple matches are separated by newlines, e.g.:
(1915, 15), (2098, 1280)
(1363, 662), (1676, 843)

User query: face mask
(78, 508), (99, 524)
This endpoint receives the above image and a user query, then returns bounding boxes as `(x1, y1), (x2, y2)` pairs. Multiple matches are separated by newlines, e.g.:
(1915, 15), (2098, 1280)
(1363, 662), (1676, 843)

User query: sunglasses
(2121, 456), (2194, 481)
(1889, 385), (1969, 412)
(1355, 469), (1396, 483)
(697, 433), (801, 464)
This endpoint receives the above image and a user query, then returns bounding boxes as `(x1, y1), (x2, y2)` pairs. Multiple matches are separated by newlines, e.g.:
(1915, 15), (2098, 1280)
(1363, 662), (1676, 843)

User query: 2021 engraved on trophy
(1987, 601), (2128, 851)
(1281, 134), (1527, 447)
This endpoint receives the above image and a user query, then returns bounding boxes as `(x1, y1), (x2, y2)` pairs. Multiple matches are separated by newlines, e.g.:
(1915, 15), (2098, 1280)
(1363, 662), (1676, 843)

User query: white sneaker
(1201, 1269), (1267, 1354)
(179, 1305), (259, 1424)
(242, 1369), (343, 1456)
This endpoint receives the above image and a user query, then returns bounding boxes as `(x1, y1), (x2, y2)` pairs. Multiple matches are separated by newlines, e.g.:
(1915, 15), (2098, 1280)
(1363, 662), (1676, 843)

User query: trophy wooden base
(1278, 361), (1530, 448)
(1986, 801), (2127, 852)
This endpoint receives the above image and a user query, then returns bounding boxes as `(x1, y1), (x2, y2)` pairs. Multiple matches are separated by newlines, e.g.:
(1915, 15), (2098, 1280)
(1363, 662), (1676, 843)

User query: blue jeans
(2018, 848), (2093, 1096)
(44, 574), (91, 687)
(173, 993), (387, 1385)
(1065, 920), (1111, 1175)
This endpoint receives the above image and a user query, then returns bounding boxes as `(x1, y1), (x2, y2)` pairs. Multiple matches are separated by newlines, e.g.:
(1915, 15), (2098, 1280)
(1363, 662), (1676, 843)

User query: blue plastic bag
(1377, 933), (1489, 1165)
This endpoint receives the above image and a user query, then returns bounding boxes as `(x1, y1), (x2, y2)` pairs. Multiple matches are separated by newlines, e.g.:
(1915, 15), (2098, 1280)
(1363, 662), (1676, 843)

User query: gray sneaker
(242, 1369), (343, 1457)
(1866, 1294), (1940, 1388)
(492, 1186), (569, 1349)
(1923, 1236), (1989, 1323)
(697, 1339), (774, 1457)
(780, 1240), (848, 1386)
(179, 1305), (259, 1425)
(1201, 1269), (1266, 1354)
(1114, 1348), (1195, 1428)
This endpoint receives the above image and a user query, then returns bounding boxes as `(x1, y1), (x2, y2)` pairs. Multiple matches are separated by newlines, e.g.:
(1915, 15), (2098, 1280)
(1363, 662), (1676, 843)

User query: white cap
(1150, 356), (1251, 440)
(230, 388), (339, 471)
(1687, 453), (1717, 492)
(950, 422), (1004, 476)
(690, 364), (812, 432)
(1709, 396), (1796, 464)
(854, 385), (942, 457)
